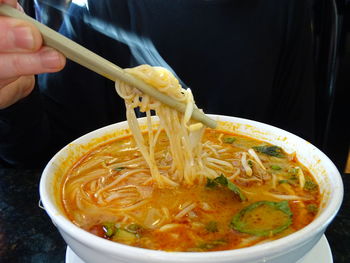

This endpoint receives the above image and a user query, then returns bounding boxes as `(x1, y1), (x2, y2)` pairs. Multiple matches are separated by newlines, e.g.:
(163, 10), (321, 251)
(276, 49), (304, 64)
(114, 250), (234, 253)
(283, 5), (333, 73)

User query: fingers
(0, 75), (35, 109)
(0, 1), (66, 109)
(0, 17), (42, 53)
(0, 0), (18, 8)
(0, 47), (66, 79)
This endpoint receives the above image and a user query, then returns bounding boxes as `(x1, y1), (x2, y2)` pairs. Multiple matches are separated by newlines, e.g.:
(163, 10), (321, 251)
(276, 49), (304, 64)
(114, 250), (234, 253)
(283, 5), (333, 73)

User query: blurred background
(14, 0), (350, 173)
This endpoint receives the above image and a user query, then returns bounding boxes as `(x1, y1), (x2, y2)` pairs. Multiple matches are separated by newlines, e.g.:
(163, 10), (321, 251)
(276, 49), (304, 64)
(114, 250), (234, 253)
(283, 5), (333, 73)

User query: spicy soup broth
(61, 129), (320, 252)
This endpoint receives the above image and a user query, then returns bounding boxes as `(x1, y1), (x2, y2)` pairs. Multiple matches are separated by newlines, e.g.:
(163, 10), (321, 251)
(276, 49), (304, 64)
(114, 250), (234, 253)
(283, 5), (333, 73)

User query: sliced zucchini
(231, 201), (292, 236)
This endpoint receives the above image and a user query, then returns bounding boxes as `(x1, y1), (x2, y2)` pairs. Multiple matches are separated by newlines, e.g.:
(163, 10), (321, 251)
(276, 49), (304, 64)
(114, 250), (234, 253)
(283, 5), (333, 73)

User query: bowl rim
(39, 114), (344, 262)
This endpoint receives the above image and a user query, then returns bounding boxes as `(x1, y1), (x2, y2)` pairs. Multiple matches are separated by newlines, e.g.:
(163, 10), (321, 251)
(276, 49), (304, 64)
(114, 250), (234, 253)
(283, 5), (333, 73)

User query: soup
(61, 129), (321, 252)
(62, 65), (320, 252)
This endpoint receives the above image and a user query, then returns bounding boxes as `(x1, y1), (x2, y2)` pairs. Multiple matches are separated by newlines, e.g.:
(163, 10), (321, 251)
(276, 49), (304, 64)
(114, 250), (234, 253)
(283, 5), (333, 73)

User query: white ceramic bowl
(40, 115), (343, 263)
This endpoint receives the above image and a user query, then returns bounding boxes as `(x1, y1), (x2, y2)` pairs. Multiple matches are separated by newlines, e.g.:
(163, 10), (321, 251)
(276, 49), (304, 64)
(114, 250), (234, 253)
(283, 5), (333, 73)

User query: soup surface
(61, 129), (320, 252)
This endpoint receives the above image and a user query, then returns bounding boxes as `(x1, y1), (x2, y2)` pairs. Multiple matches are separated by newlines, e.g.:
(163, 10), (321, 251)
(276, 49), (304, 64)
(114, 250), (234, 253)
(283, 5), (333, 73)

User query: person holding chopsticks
(0, 0), (316, 168)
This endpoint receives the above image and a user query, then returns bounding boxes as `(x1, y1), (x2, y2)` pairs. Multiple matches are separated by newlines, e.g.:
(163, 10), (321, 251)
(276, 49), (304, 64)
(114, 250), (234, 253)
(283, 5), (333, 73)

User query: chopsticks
(0, 4), (217, 129)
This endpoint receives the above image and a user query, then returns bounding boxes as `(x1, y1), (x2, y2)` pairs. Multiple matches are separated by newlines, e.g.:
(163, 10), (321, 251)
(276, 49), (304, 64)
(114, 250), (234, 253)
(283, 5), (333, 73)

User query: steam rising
(35, 0), (187, 87)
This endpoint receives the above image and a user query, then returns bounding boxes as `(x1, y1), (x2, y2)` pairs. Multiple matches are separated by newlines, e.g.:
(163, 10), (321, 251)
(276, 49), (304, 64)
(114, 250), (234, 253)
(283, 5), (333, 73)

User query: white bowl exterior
(40, 115), (343, 263)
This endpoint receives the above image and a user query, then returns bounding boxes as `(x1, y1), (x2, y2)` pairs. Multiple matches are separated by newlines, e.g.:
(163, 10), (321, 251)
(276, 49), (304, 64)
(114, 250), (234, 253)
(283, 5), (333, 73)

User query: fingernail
(40, 48), (63, 69)
(13, 26), (34, 50)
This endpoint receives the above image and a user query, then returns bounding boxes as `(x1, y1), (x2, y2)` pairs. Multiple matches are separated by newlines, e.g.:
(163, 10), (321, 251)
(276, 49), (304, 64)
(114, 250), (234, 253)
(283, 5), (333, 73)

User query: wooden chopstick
(0, 4), (217, 128)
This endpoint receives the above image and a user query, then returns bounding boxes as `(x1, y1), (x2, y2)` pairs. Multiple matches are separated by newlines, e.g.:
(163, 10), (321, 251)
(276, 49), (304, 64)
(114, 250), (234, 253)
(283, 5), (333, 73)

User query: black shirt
(0, 0), (315, 167)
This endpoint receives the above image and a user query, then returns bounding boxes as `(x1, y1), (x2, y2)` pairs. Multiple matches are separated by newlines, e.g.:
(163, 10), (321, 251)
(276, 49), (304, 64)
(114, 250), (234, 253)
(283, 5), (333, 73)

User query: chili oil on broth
(61, 129), (321, 252)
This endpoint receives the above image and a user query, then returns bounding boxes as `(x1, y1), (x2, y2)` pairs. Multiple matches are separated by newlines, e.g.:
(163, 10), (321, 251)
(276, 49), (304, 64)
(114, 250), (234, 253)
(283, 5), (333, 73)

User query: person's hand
(0, 0), (66, 109)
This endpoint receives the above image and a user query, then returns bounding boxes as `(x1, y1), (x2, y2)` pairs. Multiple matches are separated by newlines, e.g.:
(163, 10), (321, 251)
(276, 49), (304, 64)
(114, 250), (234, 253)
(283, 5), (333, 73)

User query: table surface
(0, 168), (349, 263)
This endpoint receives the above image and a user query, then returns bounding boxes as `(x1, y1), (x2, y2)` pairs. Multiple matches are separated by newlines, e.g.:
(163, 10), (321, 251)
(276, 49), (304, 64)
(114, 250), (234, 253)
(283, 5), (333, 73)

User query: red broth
(61, 129), (320, 252)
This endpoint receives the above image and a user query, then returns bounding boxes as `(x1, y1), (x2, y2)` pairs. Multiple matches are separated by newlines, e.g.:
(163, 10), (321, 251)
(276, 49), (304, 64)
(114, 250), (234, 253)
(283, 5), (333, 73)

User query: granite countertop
(0, 168), (349, 263)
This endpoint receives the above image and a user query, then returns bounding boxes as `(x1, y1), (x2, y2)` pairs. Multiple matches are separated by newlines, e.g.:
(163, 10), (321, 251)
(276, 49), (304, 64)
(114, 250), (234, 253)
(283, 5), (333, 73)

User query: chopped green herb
(288, 174), (298, 181)
(248, 160), (253, 168)
(206, 178), (218, 188)
(223, 137), (236, 144)
(227, 180), (247, 202)
(253, 145), (285, 158)
(205, 221), (218, 232)
(278, 179), (289, 184)
(214, 174), (227, 185)
(206, 174), (247, 201)
(304, 177), (318, 191)
(231, 201), (293, 237)
(198, 239), (227, 250)
(114, 167), (125, 171)
(102, 222), (116, 237)
(288, 168), (299, 175)
(270, 165), (281, 170)
(306, 204), (318, 213)
(278, 179), (296, 186)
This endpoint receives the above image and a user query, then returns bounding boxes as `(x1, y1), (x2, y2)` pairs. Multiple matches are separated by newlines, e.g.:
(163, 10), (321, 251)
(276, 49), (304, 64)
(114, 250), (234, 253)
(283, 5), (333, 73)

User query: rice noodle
(206, 157), (233, 169)
(237, 236), (262, 248)
(264, 192), (311, 200)
(94, 169), (148, 197)
(218, 133), (223, 144)
(144, 208), (164, 229)
(203, 142), (220, 157)
(199, 202), (212, 211)
(227, 167), (241, 180)
(159, 224), (183, 232)
(241, 153), (253, 176)
(240, 188), (257, 195)
(280, 182), (296, 195)
(116, 65), (207, 187)
(296, 167), (305, 189)
(118, 199), (150, 212)
(175, 203), (197, 219)
(271, 173), (277, 189)
(161, 207), (171, 220)
(76, 156), (112, 175)
(248, 148), (266, 170)
(236, 177), (262, 183)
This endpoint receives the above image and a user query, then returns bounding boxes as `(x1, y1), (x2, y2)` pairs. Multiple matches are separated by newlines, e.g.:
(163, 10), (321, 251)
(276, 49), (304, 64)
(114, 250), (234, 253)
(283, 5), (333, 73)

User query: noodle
(115, 65), (206, 187)
(61, 65), (321, 252)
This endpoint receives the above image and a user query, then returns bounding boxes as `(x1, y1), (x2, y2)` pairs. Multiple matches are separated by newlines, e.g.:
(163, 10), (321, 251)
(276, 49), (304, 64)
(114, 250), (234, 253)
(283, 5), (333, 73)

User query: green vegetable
(102, 222), (116, 237)
(253, 145), (285, 158)
(306, 204), (318, 213)
(214, 174), (228, 185)
(288, 174), (298, 181)
(223, 137), (236, 144)
(227, 180), (247, 202)
(206, 178), (218, 188)
(304, 177), (318, 191)
(278, 179), (296, 186)
(278, 179), (289, 184)
(205, 221), (218, 232)
(103, 222), (142, 240)
(270, 165), (281, 170)
(197, 239), (227, 250)
(248, 160), (253, 168)
(113, 229), (137, 242)
(288, 168), (299, 175)
(114, 167), (125, 172)
(206, 174), (247, 201)
(231, 201), (293, 236)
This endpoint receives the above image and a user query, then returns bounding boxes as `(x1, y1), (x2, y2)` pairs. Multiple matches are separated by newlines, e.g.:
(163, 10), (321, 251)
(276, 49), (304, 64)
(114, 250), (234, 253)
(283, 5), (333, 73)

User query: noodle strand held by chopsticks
(115, 65), (207, 187)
